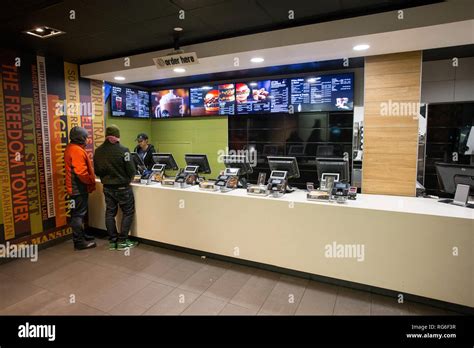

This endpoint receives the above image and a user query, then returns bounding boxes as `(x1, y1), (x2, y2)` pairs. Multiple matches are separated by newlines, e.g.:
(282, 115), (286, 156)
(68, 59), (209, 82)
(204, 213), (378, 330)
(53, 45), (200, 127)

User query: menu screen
(111, 86), (150, 118)
(236, 79), (290, 115)
(218, 84), (235, 115)
(190, 85), (220, 116)
(270, 79), (290, 113)
(290, 73), (354, 112)
(151, 89), (190, 118)
(236, 81), (270, 114)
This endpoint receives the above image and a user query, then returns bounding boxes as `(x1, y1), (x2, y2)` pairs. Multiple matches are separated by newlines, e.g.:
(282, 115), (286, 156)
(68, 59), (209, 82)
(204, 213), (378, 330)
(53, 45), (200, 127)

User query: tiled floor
(0, 238), (459, 316)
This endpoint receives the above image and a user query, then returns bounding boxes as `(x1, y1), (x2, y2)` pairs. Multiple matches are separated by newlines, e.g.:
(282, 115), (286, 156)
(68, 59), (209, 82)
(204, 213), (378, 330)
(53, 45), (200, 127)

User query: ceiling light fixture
(24, 26), (65, 39)
(174, 27), (183, 32)
(250, 57), (264, 63)
(173, 67), (186, 73)
(353, 44), (370, 51)
(114, 76), (126, 81)
(307, 78), (317, 83)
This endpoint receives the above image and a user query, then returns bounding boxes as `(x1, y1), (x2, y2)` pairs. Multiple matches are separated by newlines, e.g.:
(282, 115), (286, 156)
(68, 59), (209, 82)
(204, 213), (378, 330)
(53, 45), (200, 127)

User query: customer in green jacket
(94, 125), (138, 251)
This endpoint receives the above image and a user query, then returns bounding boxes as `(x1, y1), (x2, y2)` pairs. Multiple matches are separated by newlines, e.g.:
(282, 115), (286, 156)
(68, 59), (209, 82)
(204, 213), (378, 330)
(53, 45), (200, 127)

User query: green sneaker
(117, 239), (138, 250)
(108, 242), (117, 251)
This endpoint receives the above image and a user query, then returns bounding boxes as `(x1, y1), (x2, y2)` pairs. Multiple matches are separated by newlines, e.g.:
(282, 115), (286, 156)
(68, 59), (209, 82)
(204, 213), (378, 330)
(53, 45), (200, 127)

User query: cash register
(435, 162), (474, 208)
(266, 156), (300, 197)
(214, 155), (253, 192)
(175, 154), (211, 188)
(151, 153), (179, 185)
(307, 158), (355, 203)
(130, 152), (148, 184)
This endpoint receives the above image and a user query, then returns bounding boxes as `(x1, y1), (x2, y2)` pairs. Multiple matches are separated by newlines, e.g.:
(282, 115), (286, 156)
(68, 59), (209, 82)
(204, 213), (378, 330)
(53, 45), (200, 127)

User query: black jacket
(133, 144), (156, 170)
(94, 140), (136, 186)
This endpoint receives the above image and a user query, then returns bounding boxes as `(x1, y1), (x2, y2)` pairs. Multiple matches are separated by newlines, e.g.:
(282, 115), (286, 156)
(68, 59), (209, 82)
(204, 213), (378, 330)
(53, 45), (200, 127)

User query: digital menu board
(235, 79), (290, 115)
(218, 84), (235, 115)
(290, 73), (353, 112)
(270, 79), (290, 113)
(151, 89), (190, 118)
(190, 85), (219, 116)
(111, 85), (150, 118)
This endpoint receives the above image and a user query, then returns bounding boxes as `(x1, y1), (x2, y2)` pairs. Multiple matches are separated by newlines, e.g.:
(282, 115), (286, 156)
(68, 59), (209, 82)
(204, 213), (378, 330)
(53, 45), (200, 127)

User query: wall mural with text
(0, 50), (105, 246)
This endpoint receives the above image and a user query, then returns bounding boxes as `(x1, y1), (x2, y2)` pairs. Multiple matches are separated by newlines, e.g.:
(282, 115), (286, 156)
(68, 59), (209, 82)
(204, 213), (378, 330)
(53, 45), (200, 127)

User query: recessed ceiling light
(174, 27), (183, 32)
(249, 82), (258, 87)
(24, 26), (65, 39)
(173, 67), (186, 73)
(201, 86), (212, 90)
(307, 78), (317, 83)
(114, 76), (126, 81)
(250, 57), (264, 63)
(353, 44), (370, 51)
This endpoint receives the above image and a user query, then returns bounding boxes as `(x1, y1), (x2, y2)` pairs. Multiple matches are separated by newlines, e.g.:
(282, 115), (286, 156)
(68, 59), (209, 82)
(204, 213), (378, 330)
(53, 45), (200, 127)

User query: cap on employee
(136, 133), (148, 142)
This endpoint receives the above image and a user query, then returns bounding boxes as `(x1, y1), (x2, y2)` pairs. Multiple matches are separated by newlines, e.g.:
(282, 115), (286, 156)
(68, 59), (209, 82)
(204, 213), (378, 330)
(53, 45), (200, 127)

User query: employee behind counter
(133, 133), (156, 170)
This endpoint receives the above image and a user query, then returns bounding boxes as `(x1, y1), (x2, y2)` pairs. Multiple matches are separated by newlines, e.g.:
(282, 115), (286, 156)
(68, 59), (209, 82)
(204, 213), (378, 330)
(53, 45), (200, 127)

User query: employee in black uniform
(133, 133), (156, 170)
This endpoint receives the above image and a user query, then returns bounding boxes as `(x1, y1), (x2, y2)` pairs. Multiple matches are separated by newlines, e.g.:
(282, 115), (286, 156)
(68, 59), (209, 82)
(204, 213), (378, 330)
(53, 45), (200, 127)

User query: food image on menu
(253, 87), (269, 101)
(218, 83), (235, 115)
(151, 89), (189, 118)
(190, 85), (220, 116)
(236, 80), (271, 114)
(204, 90), (219, 112)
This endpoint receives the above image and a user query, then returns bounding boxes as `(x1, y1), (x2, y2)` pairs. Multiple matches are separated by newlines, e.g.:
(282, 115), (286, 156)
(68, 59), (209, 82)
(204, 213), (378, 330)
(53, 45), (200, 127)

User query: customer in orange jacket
(64, 126), (97, 250)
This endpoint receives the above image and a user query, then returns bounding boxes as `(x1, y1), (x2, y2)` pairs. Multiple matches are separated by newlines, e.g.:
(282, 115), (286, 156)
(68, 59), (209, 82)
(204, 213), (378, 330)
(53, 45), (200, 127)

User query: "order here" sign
(153, 52), (199, 69)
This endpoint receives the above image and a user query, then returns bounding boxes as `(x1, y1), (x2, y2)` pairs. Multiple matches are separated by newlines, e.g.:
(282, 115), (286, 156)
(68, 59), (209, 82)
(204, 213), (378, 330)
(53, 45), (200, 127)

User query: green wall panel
(104, 102), (152, 150)
(151, 117), (228, 176)
(104, 100), (228, 176)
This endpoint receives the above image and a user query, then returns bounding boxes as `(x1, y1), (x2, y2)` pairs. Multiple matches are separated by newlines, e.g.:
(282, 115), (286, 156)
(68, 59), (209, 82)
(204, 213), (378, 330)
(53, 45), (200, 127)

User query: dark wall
(425, 102), (474, 195)
(228, 112), (353, 188)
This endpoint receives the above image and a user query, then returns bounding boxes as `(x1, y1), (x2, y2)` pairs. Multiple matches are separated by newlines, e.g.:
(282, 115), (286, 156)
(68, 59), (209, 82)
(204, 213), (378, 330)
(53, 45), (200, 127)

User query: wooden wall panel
(362, 51), (422, 196)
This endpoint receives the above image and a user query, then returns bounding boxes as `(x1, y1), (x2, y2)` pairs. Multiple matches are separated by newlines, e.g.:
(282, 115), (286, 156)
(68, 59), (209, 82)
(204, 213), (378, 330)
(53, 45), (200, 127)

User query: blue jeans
(103, 186), (135, 243)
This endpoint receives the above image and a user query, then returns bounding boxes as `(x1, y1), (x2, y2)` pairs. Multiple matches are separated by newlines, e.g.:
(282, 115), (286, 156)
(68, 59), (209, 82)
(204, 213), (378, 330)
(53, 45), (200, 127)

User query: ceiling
(0, 0), (441, 64)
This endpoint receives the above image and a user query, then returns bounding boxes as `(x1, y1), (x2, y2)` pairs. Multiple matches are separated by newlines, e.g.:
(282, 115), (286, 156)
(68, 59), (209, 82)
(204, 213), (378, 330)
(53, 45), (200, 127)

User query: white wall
(421, 57), (474, 103)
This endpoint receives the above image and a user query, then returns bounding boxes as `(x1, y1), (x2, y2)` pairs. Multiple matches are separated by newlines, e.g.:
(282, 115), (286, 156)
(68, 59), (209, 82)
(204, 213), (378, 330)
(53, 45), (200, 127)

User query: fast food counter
(88, 181), (474, 308)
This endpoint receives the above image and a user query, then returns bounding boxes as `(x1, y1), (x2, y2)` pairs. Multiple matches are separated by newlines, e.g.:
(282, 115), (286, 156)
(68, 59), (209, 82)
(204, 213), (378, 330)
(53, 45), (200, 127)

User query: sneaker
(74, 241), (96, 250)
(117, 239), (138, 250)
(108, 242), (117, 251)
(84, 234), (95, 241)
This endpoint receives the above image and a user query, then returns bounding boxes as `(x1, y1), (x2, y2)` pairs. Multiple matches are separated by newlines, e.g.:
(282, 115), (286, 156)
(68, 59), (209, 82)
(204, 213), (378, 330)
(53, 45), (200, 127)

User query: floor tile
(0, 290), (60, 315)
(80, 274), (151, 312)
(333, 287), (371, 315)
(371, 294), (411, 315)
(203, 267), (255, 301)
(33, 297), (107, 315)
(144, 288), (199, 315)
(181, 295), (227, 315)
(0, 273), (44, 310)
(259, 275), (307, 315)
(219, 303), (258, 315)
(109, 282), (175, 315)
(230, 270), (278, 310)
(178, 264), (228, 294)
(295, 281), (338, 315)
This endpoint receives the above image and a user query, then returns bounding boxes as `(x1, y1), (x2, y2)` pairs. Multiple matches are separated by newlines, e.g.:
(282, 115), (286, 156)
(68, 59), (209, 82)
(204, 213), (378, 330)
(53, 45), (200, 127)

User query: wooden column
(362, 51), (422, 196)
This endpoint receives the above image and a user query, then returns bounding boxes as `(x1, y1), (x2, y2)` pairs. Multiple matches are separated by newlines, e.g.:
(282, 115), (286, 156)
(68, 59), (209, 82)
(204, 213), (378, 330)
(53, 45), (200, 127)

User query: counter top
(127, 182), (474, 220)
